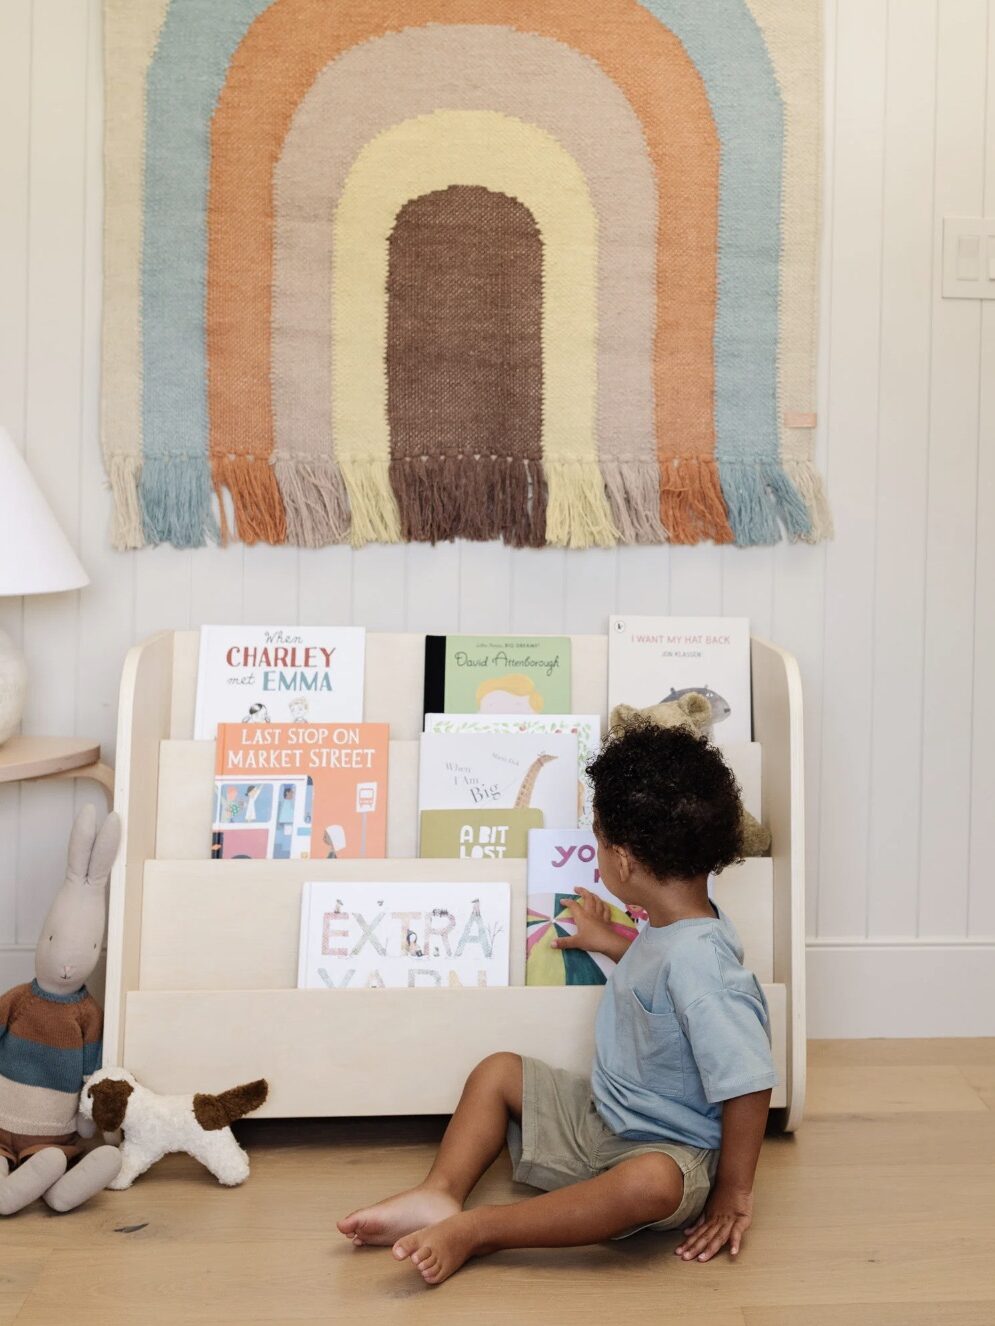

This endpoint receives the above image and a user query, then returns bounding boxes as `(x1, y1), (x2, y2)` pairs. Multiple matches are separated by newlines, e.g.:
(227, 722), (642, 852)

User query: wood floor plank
(5, 1042), (995, 1321)
(956, 1063), (995, 1108)
(806, 1065), (987, 1114)
(809, 1039), (995, 1068)
(745, 1305), (995, 1326)
(0, 1251), (51, 1326)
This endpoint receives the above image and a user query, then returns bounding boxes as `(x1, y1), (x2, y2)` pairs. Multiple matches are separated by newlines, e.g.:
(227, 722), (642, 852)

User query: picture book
(212, 722), (388, 861)
(526, 829), (644, 986)
(298, 881), (511, 988)
(608, 616), (751, 744)
(419, 808), (543, 860)
(418, 731), (579, 838)
(194, 626), (365, 738)
(425, 713), (600, 827)
(422, 635), (572, 718)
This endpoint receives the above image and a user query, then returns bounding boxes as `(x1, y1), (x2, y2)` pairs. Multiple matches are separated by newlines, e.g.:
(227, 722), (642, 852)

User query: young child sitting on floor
(338, 721), (778, 1284)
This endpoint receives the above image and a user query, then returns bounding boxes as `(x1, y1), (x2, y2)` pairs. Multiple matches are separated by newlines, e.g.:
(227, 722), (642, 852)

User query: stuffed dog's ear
(88, 1077), (133, 1132)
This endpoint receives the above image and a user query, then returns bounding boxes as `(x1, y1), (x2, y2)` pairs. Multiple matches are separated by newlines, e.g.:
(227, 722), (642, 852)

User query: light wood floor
(3, 1040), (994, 1326)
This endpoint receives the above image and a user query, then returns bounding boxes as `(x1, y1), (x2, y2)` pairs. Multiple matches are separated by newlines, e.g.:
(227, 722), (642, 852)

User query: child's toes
(393, 1230), (429, 1263)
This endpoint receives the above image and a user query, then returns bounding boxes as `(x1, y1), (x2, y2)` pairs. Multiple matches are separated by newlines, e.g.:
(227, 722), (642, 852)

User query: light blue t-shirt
(592, 905), (778, 1150)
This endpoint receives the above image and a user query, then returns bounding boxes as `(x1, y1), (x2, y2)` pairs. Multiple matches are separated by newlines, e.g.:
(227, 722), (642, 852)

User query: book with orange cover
(211, 722), (388, 861)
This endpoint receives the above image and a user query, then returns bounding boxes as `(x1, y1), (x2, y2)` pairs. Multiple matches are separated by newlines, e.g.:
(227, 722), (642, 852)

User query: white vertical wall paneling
(668, 546), (723, 616)
(771, 542), (826, 930)
(17, 0), (91, 945)
(297, 547), (353, 626)
(75, 0), (134, 777)
(773, 0), (836, 936)
(611, 545), (671, 618)
(722, 547), (774, 641)
(0, 0), (32, 947)
(816, 0), (887, 938)
(350, 546), (408, 631)
(3, 0), (995, 1013)
(917, 0), (988, 939)
(563, 550), (617, 635)
(865, 0), (938, 939)
(458, 543), (512, 632)
(509, 550), (566, 633)
(132, 546), (189, 640)
(968, 0), (995, 939)
(403, 542), (461, 633)
(188, 543), (248, 625)
(240, 545), (299, 624)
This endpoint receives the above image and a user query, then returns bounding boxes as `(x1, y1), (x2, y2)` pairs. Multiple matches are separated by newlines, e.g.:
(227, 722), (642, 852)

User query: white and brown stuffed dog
(80, 1069), (268, 1189)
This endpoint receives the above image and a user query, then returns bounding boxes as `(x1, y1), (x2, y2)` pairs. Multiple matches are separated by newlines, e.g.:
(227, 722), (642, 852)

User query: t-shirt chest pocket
(625, 989), (685, 1095)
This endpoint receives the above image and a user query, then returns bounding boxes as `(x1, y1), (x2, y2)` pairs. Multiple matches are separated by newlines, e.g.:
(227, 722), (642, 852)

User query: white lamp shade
(0, 427), (88, 596)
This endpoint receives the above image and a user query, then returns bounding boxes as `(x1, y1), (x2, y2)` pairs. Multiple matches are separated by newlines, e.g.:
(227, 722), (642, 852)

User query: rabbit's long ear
(66, 803), (97, 884)
(86, 811), (121, 889)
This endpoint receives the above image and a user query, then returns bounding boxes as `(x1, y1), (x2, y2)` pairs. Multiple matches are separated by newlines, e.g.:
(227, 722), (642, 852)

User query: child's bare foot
(337, 1186), (461, 1247)
(392, 1211), (484, 1285)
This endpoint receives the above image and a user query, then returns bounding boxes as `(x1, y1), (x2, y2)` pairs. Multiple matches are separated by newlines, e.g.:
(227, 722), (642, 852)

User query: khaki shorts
(507, 1057), (717, 1237)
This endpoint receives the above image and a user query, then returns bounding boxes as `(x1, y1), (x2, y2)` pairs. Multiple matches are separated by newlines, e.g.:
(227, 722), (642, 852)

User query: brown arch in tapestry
(386, 185), (545, 547)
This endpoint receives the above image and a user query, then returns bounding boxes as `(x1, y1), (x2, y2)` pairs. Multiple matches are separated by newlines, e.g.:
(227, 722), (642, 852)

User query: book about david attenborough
(194, 626), (365, 738)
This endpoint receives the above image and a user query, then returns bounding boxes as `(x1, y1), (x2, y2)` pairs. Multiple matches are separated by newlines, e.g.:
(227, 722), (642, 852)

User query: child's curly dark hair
(586, 721), (744, 880)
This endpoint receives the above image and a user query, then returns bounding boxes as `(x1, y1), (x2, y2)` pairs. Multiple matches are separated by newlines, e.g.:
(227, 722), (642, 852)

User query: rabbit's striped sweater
(0, 981), (102, 1135)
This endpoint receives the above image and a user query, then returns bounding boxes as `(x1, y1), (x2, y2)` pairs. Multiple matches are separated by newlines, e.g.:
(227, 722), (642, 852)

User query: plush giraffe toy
(0, 805), (123, 1214)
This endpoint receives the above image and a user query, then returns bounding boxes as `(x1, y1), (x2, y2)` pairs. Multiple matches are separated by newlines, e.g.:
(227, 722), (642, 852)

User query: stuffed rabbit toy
(0, 804), (123, 1214)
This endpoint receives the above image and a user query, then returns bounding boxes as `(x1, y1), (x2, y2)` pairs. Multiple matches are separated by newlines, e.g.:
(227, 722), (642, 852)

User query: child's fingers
(574, 888), (611, 921)
(551, 934), (581, 950)
(729, 1215), (750, 1256)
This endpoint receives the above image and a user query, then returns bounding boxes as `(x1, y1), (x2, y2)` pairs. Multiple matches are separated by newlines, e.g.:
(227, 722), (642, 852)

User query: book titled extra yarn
(193, 626), (365, 738)
(298, 881), (511, 989)
(211, 722), (388, 861)
(422, 635), (572, 720)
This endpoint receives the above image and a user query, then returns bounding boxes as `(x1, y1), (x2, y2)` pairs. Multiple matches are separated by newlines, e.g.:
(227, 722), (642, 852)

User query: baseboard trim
(806, 942), (995, 1037)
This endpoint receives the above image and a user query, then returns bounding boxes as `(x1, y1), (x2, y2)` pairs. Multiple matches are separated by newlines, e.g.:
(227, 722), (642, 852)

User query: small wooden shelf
(103, 631), (806, 1130)
(0, 733), (113, 801)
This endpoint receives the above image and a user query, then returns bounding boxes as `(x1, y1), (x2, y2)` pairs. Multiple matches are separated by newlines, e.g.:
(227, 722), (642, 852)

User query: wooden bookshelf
(102, 632), (806, 1130)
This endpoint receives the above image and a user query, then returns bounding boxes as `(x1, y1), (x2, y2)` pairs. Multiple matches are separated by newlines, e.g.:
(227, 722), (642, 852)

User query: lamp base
(0, 629), (27, 746)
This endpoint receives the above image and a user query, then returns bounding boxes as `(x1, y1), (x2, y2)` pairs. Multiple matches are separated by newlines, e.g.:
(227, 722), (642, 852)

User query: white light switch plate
(943, 217), (995, 299)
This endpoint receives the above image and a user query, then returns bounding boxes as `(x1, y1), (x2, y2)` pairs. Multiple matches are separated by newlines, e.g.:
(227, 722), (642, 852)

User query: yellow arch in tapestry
(332, 109), (614, 549)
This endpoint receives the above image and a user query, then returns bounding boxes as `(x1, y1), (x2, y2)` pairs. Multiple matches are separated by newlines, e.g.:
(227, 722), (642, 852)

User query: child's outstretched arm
(551, 888), (633, 964)
(675, 1087), (772, 1263)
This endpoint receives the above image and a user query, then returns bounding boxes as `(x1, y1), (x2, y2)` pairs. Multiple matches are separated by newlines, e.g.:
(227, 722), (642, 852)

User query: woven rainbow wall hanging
(102, 0), (831, 551)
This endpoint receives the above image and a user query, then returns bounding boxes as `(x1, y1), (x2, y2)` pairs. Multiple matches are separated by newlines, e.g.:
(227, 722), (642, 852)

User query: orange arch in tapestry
(205, 0), (723, 537)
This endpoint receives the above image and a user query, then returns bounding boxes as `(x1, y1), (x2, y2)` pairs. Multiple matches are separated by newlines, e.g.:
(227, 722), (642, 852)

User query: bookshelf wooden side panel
(102, 632), (175, 1064)
(751, 637), (806, 1130)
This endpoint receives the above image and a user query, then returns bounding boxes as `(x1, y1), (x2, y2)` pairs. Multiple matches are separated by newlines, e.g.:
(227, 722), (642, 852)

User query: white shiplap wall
(1, 0), (993, 1034)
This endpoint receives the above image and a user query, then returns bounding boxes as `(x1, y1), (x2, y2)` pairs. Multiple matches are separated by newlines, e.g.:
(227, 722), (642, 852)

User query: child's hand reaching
(552, 888), (632, 963)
